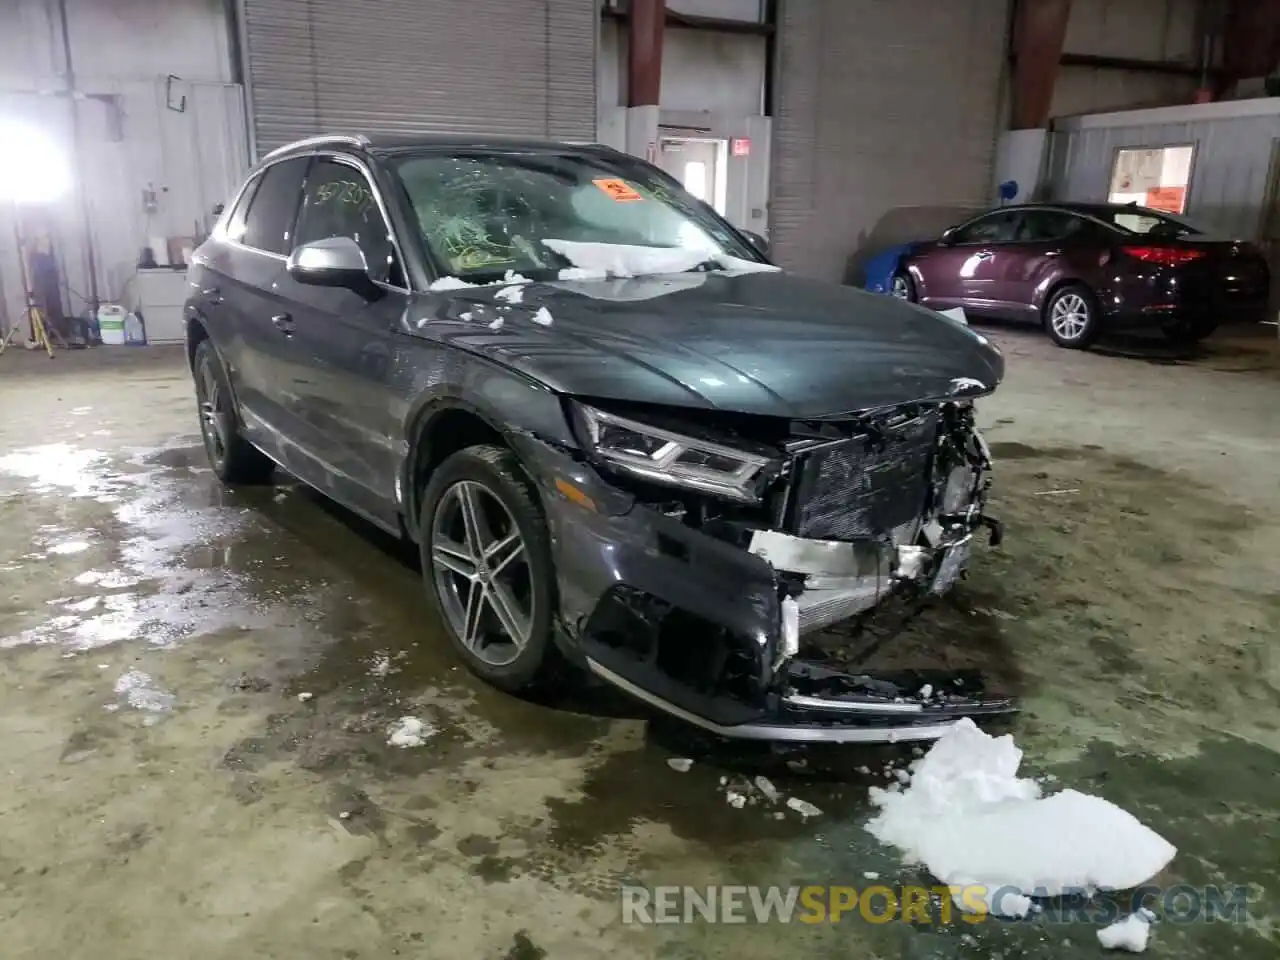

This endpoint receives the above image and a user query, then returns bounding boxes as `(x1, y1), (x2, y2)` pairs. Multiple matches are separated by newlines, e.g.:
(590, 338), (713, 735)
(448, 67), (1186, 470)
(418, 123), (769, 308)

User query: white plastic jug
(97, 304), (128, 345)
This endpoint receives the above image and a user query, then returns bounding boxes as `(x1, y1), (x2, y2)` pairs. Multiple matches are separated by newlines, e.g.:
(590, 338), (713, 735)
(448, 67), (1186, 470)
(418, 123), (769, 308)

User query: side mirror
(939, 227), (958, 245)
(287, 237), (380, 298)
(742, 229), (770, 256)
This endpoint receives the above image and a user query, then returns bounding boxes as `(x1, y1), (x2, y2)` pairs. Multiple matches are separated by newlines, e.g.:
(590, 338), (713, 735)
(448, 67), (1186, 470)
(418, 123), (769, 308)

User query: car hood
(406, 271), (1004, 419)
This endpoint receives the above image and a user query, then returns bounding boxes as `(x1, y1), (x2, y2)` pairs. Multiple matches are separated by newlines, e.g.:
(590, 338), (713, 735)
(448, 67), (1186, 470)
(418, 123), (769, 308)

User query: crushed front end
(523, 394), (1014, 744)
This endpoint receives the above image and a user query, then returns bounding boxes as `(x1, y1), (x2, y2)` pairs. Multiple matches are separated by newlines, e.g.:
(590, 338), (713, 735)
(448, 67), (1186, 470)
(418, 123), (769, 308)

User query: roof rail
(260, 133), (371, 163)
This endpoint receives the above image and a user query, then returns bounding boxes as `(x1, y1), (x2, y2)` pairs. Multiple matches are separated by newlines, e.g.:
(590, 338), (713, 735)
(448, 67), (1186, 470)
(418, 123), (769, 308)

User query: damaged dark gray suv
(186, 133), (1011, 744)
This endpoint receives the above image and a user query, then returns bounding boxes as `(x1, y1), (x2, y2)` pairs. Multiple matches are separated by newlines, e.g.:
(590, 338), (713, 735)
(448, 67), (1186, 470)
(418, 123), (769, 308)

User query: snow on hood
(428, 270), (531, 292)
(866, 719), (1176, 918)
(542, 239), (780, 280)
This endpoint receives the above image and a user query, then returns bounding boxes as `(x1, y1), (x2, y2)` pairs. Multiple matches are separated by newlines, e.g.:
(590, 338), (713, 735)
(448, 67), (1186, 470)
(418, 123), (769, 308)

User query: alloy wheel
(890, 274), (911, 299)
(197, 358), (229, 469)
(1050, 293), (1090, 341)
(430, 480), (533, 666)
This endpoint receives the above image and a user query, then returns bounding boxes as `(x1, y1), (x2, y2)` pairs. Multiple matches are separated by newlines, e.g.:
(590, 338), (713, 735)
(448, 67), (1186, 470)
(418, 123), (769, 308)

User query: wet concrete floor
(0, 332), (1277, 959)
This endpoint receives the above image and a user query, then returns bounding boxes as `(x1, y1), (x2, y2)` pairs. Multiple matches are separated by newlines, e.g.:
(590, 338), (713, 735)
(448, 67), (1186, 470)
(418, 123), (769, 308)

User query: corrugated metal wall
(1052, 0), (1210, 117)
(240, 0), (597, 157)
(770, 0), (1010, 281)
(1046, 107), (1280, 239)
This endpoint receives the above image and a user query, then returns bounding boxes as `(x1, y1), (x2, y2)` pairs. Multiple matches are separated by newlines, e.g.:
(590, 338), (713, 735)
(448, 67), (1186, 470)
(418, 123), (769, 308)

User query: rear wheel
(193, 340), (274, 484)
(890, 271), (916, 302)
(419, 444), (559, 692)
(1044, 284), (1101, 349)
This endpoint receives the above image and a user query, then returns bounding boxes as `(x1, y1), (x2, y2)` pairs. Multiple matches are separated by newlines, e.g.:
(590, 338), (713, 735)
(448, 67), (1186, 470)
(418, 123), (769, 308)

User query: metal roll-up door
(239, 0), (597, 157)
(771, 0), (1009, 280)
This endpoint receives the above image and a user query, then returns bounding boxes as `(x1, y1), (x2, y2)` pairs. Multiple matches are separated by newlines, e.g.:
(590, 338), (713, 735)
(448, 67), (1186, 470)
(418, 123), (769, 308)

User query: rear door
(275, 153), (408, 528)
(1003, 210), (1094, 316)
(220, 155), (310, 457)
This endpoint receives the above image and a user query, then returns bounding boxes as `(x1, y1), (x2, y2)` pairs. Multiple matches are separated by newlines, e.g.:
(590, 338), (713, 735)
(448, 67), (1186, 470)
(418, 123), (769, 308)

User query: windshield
(1097, 207), (1202, 239)
(391, 151), (762, 282)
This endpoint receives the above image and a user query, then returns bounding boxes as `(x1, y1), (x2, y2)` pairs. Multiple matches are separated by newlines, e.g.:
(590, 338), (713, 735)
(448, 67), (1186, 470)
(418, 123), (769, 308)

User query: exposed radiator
(789, 412), (938, 540)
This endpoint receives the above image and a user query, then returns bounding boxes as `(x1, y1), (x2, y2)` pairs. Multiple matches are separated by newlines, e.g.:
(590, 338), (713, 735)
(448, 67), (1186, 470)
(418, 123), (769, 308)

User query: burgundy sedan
(895, 203), (1271, 349)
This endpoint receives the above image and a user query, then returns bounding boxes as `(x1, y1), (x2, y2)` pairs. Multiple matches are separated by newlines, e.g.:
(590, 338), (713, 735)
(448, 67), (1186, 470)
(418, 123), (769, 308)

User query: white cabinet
(129, 269), (191, 344)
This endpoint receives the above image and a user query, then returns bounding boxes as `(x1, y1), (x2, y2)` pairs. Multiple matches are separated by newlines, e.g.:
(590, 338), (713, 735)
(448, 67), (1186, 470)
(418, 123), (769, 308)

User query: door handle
(271, 313), (295, 335)
(975, 251), (995, 261)
(203, 286), (224, 304)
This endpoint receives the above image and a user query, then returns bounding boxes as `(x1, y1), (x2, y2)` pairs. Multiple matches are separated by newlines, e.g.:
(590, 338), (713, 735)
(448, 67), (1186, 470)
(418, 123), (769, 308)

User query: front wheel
(193, 340), (274, 484)
(1044, 285), (1101, 349)
(890, 270), (916, 302)
(418, 444), (559, 693)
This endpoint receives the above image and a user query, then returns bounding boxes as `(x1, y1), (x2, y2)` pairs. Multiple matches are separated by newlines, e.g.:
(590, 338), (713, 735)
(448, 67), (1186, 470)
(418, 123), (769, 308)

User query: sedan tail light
(1121, 246), (1207, 267)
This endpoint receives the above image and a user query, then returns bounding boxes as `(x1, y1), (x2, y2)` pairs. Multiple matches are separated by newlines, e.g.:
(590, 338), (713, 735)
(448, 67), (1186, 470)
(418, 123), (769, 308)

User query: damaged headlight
(576, 404), (772, 503)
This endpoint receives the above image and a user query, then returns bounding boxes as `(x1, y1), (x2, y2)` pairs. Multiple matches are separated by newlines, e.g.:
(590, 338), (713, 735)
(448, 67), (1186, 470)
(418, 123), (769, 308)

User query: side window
(294, 158), (402, 286)
(1019, 211), (1085, 242)
(224, 173), (263, 244)
(952, 212), (1020, 244)
(238, 157), (309, 255)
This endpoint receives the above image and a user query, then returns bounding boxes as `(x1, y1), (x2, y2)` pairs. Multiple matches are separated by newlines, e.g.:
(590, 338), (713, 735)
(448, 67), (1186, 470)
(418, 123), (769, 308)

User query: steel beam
(627, 0), (665, 108)
(1010, 0), (1074, 130)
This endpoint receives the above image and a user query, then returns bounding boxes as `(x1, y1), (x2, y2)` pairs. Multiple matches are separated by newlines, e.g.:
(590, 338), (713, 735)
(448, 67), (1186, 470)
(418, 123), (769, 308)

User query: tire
(1043, 284), (1101, 349)
(418, 444), (559, 693)
(193, 339), (274, 484)
(1162, 317), (1217, 345)
(890, 270), (916, 302)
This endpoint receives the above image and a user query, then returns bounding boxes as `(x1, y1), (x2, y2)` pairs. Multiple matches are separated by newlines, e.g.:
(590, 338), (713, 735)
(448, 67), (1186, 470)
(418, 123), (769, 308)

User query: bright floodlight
(0, 119), (72, 204)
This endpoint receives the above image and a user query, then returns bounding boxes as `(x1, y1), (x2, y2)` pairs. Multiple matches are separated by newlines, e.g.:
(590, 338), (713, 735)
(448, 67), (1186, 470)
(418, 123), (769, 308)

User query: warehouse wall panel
(771, 0), (1010, 281)
(240, 0), (597, 156)
(0, 0), (242, 335)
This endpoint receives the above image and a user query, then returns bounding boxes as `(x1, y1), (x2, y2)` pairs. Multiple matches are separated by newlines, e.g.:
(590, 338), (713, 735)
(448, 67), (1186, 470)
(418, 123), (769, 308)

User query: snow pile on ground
(387, 716), (436, 748)
(866, 719), (1175, 918)
(112, 669), (175, 717)
(542, 239), (780, 280)
(1097, 910), (1155, 952)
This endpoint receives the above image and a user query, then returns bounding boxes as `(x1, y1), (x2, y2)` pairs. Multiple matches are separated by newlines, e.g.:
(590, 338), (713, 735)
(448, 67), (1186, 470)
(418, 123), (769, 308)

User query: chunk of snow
(726, 790), (747, 809)
(296, 691), (313, 702)
(495, 285), (524, 304)
(918, 683), (934, 700)
(866, 719), (1176, 912)
(667, 758), (693, 772)
(754, 776), (781, 803)
(531, 307), (553, 326)
(856, 765), (871, 775)
(458, 311), (474, 322)
(488, 316), (505, 331)
(1097, 913), (1153, 953)
(863, 871), (880, 880)
(387, 716), (436, 748)
(502, 270), (530, 284)
(950, 881), (1035, 919)
(429, 275), (476, 292)
(894, 768), (912, 785)
(543, 239), (780, 280)
(716, 254), (782, 274)
(113, 670), (174, 714)
(786, 797), (822, 819)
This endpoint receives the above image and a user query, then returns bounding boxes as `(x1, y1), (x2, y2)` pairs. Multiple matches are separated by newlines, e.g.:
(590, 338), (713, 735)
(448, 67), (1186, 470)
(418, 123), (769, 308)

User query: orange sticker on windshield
(593, 178), (643, 202)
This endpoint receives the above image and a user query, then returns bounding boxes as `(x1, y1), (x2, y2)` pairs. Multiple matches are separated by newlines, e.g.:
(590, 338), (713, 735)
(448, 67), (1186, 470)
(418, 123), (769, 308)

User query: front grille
(789, 412), (938, 540)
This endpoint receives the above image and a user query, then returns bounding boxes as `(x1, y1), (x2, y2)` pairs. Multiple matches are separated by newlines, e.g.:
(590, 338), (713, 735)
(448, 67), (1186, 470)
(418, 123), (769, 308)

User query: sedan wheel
(1044, 285), (1100, 349)
(430, 479), (533, 667)
(890, 272), (914, 301)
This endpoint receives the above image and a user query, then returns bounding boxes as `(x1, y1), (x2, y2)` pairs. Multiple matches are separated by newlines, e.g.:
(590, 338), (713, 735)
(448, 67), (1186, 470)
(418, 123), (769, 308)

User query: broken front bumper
(519, 436), (1014, 745)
